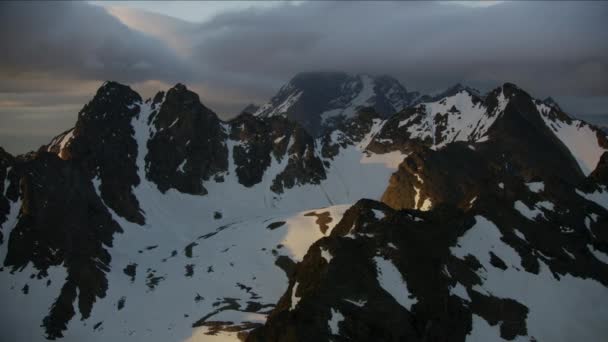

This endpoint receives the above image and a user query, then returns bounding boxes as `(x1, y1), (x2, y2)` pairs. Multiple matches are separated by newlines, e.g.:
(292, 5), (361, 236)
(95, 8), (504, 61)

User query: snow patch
(513, 229), (527, 242)
(290, 282), (300, 311)
(526, 181), (544, 193)
(373, 256), (417, 310)
(328, 308), (344, 335)
(343, 298), (367, 307)
(176, 159), (187, 173)
(451, 283), (471, 302)
(168, 117), (179, 128)
(372, 209), (385, 220)
(587, 244), (608, 264)
(576, 186), (608, 210)
(320, 247), (333, 264)
(513, 200), (553, 221)
(537, 104), (607, 176)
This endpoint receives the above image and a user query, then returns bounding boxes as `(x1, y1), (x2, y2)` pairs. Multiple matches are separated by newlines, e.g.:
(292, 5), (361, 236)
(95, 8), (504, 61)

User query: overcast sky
(1, 1), (607, 154)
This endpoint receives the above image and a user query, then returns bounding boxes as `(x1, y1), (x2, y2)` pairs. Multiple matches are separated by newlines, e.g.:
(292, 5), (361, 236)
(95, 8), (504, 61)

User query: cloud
(0, 1), (190, 84)
(1, 1), (607, 154)
(186, 1), (608, 98)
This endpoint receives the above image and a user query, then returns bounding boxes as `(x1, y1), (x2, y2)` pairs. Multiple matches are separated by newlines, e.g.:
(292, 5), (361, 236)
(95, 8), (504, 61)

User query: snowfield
(452, 216), (608, 342)
(0, 100), (401, 342)
(537, 103), (607, 176)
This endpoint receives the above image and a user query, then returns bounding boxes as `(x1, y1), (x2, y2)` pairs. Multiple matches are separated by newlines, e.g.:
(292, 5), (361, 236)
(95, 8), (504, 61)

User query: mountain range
(1, 72), (607, 342)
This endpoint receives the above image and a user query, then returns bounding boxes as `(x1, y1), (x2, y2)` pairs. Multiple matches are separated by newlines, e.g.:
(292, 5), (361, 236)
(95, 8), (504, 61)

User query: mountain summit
(255, 72), (419, 136)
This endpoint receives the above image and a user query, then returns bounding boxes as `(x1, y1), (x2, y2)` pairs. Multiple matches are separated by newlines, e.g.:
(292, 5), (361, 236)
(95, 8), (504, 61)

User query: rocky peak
(150, 83), (215, 129)
(79, 81), (142, 121)
(414, 83), (481, 105)
(542, 96), (561, 111)
(484, 83), (585, 183)
(146, 83), (228, 195)
(255, 72), (415, 136)
(43, 81), (145, 224)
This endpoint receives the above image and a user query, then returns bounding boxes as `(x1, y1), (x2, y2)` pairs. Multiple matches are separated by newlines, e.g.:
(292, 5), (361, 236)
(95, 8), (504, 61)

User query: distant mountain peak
(255, 72), (418, 136)
(414, 83), (481, 105)
(543, 96), (562, 110)
(241, 103), (260, 115)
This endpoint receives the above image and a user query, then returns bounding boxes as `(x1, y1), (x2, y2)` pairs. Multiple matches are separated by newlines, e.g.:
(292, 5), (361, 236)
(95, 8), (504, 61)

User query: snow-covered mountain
(1, 77), (608, 342)
(254, 72), (419, 136)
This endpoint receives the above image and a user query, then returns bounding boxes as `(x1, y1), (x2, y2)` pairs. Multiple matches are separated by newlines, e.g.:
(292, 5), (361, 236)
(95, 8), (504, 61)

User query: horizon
(1, 1), (607, 154)
(1, 73), (608, 155)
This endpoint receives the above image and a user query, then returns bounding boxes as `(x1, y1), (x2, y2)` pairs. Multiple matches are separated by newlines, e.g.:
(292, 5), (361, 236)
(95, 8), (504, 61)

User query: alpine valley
(1, 72), (607, 342)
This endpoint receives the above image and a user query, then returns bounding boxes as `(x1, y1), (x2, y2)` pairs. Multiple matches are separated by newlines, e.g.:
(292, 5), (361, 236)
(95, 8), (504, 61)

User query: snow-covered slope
(2, 79), (608, 342)
(0, 91), (406, 342)
(536, 102), (608, 175)
(367, 87), (508, 152)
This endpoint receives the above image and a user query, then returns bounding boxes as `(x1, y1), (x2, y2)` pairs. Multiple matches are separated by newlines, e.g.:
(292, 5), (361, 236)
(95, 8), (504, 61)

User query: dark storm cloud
(190, 1), (608, 98)
(0, 1), (190, 85)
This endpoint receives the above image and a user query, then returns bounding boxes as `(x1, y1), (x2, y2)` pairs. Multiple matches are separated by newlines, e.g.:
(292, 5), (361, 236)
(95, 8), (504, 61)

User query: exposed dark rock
(485, 83), (584, 183)
(146, 271), (165, 291)
(195, 293), (205, 303)
(266, 221), (286, 230)
(274, 256), (296, 278)
(249, 185), (607, 341)
(123, 263), (137, 282)
(117, 296), (126, 310)
(46, 81), (145, 224)
(270, 124), (326, 194)
(185, 242), (198, 258)
(2, 151), (122, 339)
(381, 143), (490, 210)
(382, 84), (588, 211)
(0, 147), (18, 244)
(489, 252), (507, 270)
(228, 113), (276, 187)
(319, 108), (383, 159)
(185, 264), (194, 277)
(303, 211), (332, 234)
(146, 83), (228, 194)
(228, 113), (326, 192)
(587, 152), (608, 186)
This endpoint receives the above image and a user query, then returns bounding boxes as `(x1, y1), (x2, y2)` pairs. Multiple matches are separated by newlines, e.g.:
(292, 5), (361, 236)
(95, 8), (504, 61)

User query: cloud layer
(1, 1), (607, 154)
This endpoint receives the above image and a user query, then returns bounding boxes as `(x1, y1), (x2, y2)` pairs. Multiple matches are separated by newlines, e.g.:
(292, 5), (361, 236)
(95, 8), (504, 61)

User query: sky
(0, 1), (607, 154)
